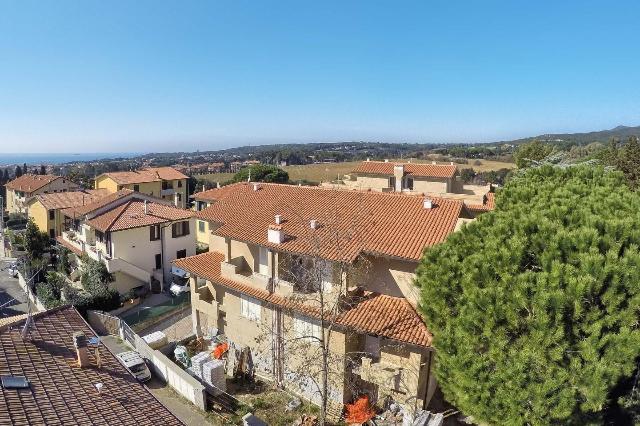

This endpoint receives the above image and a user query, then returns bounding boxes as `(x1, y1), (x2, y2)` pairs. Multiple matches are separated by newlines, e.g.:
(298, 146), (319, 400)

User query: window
(240, 295), (261, 321)
(198, 220), (205, 233)
(49, 210), (55, 220)
(176, 249), (187, 259)
(155, 254), (162, 269)
(149, 225), (160, 241)
(96, 230), (104, 243)
(176, 193), (182, 202)
(196, 201), (208, 211)
(404, 177), (414, 190)
(389, 176), (396, 189)
(49, 229), (55, 238)
(177, 180), (183, 188)
(133, 184), (140, 192)
(172, 221), (190, 238)
(293, 315), (322, 343)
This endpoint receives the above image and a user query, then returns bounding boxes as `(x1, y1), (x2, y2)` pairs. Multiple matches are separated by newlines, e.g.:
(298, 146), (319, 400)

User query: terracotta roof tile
(352, 161), (457, 178)
(88, 199), (193, 232)
(0, 306), (182, 425)
(195, 183), (462, 262)
(31, 189), (110, 210)
(467, 192), (496, 212)
(101, 167), (188, 185)
(61, 189), (133, 218)
(174, 252), (431, 347)
(5, 174), (63, 192)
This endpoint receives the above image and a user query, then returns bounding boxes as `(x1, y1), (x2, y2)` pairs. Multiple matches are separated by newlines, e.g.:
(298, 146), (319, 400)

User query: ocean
(0, 152), (141, 167)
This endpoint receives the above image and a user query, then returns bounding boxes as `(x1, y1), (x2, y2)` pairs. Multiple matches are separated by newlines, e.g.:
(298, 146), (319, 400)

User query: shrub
(232, 164), (289, 184)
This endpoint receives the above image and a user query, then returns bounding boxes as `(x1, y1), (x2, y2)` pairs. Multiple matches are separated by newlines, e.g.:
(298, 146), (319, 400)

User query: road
(0, 252), (29, 318)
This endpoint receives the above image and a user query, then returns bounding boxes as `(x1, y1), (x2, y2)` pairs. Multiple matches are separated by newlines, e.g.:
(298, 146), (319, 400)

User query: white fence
(87, 310), (207, 410)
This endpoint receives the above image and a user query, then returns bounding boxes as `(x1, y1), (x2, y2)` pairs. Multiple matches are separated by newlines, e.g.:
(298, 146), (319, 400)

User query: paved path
(101, 335), (219, 425)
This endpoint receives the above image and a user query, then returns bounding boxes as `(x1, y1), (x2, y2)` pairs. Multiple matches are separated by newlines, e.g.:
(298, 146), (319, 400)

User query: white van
(116, 351), (151, 382)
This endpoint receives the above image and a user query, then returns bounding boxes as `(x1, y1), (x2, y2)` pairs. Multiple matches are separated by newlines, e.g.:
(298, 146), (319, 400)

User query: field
(196, 159), (515, 185)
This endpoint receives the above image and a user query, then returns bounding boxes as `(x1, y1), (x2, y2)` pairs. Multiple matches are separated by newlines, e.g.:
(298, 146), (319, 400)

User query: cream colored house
(175, 182), (475, 418)
(5, 174), (81, 215)
(94, 167), (189, 209)
(57, 191), (195, 294)
(344, 160), (462, 194)
(26, 189), (110, 238)
(192, 193), (214, 248)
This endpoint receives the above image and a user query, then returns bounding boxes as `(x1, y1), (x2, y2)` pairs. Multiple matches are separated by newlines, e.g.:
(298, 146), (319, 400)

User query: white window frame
(240, 295), (261, 322)
(293, 314), (322, 344)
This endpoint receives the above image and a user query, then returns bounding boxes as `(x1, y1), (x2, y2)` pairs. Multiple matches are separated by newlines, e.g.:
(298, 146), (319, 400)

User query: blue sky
(1, 1), (639, 153)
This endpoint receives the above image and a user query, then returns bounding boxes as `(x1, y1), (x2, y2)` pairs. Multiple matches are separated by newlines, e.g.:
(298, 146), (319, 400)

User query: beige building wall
(27, 201), (52, 236)
(353, 175), (391, 191)
(412, 177), (450, 194)
(7, 178), (80, 215)
(354, 256), (419, 304)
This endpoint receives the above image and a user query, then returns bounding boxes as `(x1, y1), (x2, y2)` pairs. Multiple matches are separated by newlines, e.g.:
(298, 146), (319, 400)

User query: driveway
(0, 258), (29, 318)
(101, 335), (220, 425)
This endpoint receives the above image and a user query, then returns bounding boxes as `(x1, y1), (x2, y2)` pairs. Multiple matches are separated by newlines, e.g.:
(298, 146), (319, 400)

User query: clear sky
(1, 1), (639, 153)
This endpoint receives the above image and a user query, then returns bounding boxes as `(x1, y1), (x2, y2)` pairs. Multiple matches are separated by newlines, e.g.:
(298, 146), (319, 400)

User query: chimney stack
(423, 198), (433, 209)
(73, 332), (90, 368)
(275, 214), (282, 225)
(268, 224), (284, 244)
(432, 161), (437, 165)
(253, 183), (260, 191)
(384, 159), (389, 163)
(310, 219), (319, 229)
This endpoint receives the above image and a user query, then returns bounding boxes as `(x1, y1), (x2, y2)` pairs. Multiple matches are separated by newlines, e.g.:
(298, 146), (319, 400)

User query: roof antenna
(20, 266), (43, 340)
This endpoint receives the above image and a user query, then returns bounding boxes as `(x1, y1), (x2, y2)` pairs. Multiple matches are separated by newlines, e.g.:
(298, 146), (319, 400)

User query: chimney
(450, 161), (454, 165)
(275, 214), (282, 225)
(268, 224), (284, 244)
(253, 183), (260, 191)
(310, 219), (319, 229)
(202, 184), (206, 192)
(393, 165), (404, 192)
(73, 332), (90, 368)
(366, 158), (370, 162)
(384, 159), (389, 163)
(423, 197), (433, 209)
(432, 161), (437, 165)
(144, 200), (148, 214)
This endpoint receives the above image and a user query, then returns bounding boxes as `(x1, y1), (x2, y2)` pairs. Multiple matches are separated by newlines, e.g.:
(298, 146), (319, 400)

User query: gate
(120, 320), (136, 346)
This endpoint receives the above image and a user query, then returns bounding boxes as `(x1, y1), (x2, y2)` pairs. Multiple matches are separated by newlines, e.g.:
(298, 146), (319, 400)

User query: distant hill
(500, 125), (640, 146)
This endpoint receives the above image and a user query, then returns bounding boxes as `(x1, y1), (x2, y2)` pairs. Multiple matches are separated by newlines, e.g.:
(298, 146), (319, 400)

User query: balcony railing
(161, 188), (175, 196)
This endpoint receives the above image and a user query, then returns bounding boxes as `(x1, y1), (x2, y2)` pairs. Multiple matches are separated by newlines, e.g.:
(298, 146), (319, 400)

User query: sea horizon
(0, 152), (142, 167)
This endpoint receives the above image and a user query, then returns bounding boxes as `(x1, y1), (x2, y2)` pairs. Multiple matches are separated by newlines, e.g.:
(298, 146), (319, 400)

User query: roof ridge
(104, 200), (134, 231)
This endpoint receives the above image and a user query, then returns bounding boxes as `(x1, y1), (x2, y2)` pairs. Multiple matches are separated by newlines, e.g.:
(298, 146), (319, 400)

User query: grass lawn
(195, 158), (515, 186)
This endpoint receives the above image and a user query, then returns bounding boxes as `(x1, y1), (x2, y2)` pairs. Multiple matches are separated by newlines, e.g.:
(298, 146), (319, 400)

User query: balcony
(220, 256), (272, 292)
(161, 187), (175, 196)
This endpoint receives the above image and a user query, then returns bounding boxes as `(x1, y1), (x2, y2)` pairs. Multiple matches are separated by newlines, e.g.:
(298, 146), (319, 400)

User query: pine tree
(40, 164), (46, 175)
(416, 165), (640, 425)
(15, 165), (22, 178)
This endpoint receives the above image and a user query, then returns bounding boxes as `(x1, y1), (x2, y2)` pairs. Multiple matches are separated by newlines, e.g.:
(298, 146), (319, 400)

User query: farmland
(195, 158), (515, 185)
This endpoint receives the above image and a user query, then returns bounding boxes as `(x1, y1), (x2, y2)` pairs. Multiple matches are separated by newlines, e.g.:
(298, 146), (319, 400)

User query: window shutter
(172, 223), (177, 238)
(150, 226), (155, 241)
(183, 221), (190, 235)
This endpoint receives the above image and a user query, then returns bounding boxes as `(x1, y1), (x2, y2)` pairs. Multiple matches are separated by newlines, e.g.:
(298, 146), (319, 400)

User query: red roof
(467, 192), (496, 212)
(352, 161), (457, 179)
(174, 252), (431, 347)
(87, 199), (192, 232)
(61, 189), (134, 219)
(0, 306), (182, 425)
(194, 183), (462, 262)
(5, 174), (63, 192)
(31, 189), (110, 210)
(101, 167), (188, 185)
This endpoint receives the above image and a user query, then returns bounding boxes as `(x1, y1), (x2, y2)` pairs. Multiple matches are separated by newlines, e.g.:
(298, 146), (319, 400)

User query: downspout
(159, 222), (173, 292)
(422, 349), (434, 410)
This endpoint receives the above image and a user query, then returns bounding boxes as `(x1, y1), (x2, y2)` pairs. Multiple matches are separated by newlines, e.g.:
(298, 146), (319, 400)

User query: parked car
(169, 266), (190, 296)
(116, 351), (151, 382)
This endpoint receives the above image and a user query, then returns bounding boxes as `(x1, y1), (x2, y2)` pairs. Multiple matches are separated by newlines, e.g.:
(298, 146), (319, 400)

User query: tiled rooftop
(101, 167), (188, 185)
(5, 174), (63, 192)
(352, 161), (457, 179)
(0, 307), (182, 425)
(87, 199), (192, 232)
(61, 189), (133, 219)
(194, 182), (463, 262)
(467, 192), (496, 212)
(174, 252), (431, 347)
(32, 189), (110, 210)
